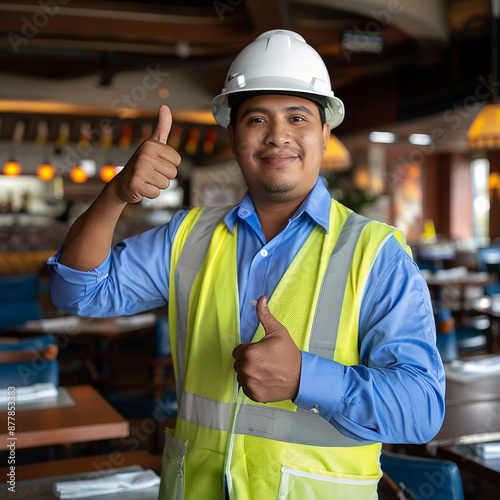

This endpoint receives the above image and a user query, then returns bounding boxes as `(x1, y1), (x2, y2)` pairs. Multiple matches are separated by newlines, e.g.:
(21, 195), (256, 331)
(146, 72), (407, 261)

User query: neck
(253, 196), (305, 242)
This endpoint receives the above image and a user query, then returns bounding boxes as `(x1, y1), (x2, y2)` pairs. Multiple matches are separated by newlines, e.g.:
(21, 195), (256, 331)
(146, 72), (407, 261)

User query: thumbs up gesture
(232, 296), (302, 403)
(111, 105), (182, 204)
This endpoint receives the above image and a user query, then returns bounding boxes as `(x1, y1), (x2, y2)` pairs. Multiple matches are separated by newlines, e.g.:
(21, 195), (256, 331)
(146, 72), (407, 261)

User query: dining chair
(455, 315), (490, 354)
(0, 334), (59, 388)
(477, 246), (500, 275)
(0, 273), (43, 332)
(380, 450), (464, 500)
(79, 316), (177, 452)
(433, 303), (458, 362)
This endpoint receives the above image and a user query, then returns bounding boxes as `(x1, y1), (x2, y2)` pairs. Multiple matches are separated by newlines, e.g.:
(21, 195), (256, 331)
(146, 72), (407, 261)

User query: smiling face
(227, 94), (330, 206)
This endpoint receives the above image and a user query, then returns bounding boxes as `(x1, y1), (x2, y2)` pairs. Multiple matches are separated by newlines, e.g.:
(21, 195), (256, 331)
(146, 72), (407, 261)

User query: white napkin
(0, 383), (58, 403)
(450, 356), (500, 374)
(23, 316), (80, 332)
(114, 313), (157, 328)
(474, 442), (500, 459)
(53, 469), (160, 499)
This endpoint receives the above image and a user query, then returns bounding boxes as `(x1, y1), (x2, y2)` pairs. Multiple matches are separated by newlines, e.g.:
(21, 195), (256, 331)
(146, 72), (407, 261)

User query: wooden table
(425, 271), (494, 318)
(0, 385), (129, 450)
(3, 313), (157, 342)
(437, 442), (500, 485)
(2, 314), (159, 361)
(0, 450), (162, 482)
(446, 376), (500, 406)
(0, 451), (162, 499)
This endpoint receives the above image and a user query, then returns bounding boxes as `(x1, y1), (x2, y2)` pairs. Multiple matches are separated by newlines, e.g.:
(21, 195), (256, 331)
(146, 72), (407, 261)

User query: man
(49, 30), (445, 499)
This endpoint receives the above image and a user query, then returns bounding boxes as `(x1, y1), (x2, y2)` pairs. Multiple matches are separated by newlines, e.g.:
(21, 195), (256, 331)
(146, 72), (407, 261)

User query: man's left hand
(232, 296), (302, 403)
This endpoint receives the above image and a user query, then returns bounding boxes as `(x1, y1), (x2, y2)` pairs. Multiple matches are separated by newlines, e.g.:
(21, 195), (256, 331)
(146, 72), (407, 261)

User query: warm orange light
(321, 135), (351, 171)
(70, 166), (88, 183)
(203, 128), (218, 155)
(3, 161), (21, 176)
(489, 172), (500, 190)
(468, 104), (500, 149)
(37, 163), (55, 181)
(185, 127), (200, 155)
(100, 165), (117, 182)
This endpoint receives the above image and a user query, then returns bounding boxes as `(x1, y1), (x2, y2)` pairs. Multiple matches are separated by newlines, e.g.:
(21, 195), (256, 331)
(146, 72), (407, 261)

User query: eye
(249, 117), (266, 124)
(290, 116), (305, 122)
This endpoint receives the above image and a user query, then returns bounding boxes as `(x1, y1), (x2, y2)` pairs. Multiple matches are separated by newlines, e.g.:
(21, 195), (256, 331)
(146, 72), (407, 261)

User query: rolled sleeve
(48, 209), (189, 317)
(48, 247), (113, 315)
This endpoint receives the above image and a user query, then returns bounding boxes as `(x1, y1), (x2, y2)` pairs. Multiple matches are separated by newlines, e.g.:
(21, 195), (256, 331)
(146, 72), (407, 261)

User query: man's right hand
(111, 104), (182, 204)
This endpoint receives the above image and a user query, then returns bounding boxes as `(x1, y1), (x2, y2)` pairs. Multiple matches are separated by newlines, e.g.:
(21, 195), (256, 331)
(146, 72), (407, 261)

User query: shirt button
(310, 405), (319, 414)
(249, 299), (257, 307)
(260, 249), (268, 257)
(243, 210), (248, 214)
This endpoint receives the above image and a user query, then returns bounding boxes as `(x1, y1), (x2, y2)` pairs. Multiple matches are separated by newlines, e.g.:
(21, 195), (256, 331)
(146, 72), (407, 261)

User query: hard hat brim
(212, 88), (344, 129)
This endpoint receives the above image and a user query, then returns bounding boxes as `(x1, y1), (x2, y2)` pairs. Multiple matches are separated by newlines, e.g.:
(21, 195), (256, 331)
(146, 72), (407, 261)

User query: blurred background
(3, 2), (500, 498)
(0, 0), (498, 259)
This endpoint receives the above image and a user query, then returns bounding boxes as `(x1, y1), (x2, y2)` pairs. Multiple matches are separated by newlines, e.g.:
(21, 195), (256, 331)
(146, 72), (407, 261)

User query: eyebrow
(240, 105), (315, 120)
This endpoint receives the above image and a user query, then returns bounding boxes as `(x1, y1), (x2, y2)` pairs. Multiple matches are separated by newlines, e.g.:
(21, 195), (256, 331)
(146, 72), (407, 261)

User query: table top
(0, 385), (129, 450)
(424, 270), (492, 287)
(3, 313), (157, 340)
(446, 374), (500, 405)
(0, 451), (162, 499)
(0, 450), (161, 482)
(437, 442), (500, 484)
(472, 296), (500, 318)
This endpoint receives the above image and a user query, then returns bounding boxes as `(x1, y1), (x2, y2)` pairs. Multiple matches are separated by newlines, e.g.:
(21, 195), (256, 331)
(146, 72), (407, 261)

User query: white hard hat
(212, 29), (345, 129)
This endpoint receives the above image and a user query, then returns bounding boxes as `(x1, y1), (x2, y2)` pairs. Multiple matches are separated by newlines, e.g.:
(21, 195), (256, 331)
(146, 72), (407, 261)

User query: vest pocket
(158, 428), (186, 500)
(278, 466), (379, 500)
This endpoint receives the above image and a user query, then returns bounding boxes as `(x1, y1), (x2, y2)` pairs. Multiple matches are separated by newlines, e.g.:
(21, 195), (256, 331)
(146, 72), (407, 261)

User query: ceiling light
(70, 166), (88, 184)
(409, 134), (432, 145)
(37, 163), (56, 181)
(467, 0), (500, 149)
(468, 104), (500, 149)
(100, 165), (118, 183)
(321, 135), (351, 171)
(3, 161), (21, 176)
(369, 132), (395, 144)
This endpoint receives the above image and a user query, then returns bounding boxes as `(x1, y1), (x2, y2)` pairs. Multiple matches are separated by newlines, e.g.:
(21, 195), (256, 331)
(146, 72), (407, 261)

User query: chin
(261, 182), (300, 201)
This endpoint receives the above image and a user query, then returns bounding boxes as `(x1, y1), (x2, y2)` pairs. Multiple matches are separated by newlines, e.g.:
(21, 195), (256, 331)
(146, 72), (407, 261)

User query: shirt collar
(224, 177), (331, 234)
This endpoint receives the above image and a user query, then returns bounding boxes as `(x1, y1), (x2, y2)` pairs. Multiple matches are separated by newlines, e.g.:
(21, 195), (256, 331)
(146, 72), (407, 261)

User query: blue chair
(485, 282), (500, 296)
(0, 334), (59, 389)
(380, 450), (464, 500)
(477, 246), (500, 274)
(455, 315), (490, 353)
(0, 273), (43, 332)
(433, 304), (458, 362)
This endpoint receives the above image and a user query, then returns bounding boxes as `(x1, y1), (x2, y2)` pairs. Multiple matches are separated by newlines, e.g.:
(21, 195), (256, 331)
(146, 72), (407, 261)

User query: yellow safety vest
(159, 198), (411, 500)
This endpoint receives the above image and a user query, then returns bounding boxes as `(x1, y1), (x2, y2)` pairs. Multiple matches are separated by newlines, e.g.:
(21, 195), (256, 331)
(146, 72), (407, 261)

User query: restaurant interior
(2, 0), (500, 498)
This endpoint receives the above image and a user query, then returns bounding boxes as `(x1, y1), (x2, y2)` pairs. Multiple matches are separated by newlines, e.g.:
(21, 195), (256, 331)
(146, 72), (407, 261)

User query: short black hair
(228, 91), (326, 129)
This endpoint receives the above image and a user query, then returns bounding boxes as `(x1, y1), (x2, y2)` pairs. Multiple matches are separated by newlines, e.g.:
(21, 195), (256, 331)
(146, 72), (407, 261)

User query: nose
(264, 121), (291, 147)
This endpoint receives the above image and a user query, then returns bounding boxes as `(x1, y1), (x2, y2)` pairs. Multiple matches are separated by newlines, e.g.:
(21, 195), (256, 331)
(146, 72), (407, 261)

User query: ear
(322, 123), (331, 151)
(227, 124), (236, 154)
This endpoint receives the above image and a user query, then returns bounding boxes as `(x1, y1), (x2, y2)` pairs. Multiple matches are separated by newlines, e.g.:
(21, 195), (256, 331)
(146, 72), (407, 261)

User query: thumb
(256, 296), (284, 337)
(151, 104), (172, 144)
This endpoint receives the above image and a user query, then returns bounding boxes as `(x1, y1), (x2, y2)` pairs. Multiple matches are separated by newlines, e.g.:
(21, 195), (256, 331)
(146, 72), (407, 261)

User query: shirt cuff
(294, 351), (345, 420)
(47, 246), (112, 285)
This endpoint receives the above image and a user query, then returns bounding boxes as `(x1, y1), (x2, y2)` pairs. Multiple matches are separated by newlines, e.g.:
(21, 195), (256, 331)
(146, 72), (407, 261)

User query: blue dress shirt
(49, 178), (445, 444)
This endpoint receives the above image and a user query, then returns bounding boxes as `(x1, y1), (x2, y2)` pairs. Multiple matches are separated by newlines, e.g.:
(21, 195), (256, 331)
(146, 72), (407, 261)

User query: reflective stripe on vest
(309, 211), (369, 359)
(174, 204), (375, 447)
(174, 205), (230, 393)
(179, 390), (371, 447)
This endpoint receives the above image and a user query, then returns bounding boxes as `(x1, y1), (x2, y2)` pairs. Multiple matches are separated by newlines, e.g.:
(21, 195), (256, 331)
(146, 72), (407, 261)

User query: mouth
(258, 153), (299, 167)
